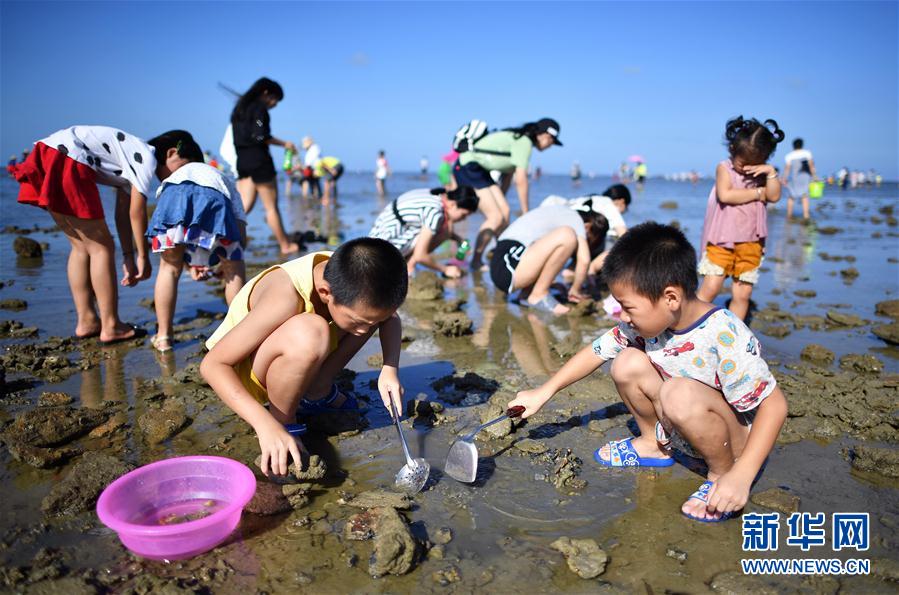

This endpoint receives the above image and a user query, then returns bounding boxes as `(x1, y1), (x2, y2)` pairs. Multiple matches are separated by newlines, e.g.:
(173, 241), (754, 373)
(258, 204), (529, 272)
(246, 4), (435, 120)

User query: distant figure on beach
(300, 136), (322, 199)
(375, 150), (390, 197)
(369, 185), (479, 279)
(618, 161), (629, 183)
(146, 131), (247, 353)
(837, 166), (849, 190)
(782, 138), (817, 222)
(570, 161), (582, 185)
(634, 161), (648, 189)
(230, 77), (299, 254)
(533, 166), (542, 182)
(488, 203), (607, 316)
(315, 156), (344, 202)
(6, 155), (16, 176)
(697, 116), (784, 321)
(540, 183), (631, 274)
(510, 222), (788, 523)
(201, 238), (408, 478)
(419, 155), (429, 177)
(11, 125), (182, 344)
(452, 118), (563, 269)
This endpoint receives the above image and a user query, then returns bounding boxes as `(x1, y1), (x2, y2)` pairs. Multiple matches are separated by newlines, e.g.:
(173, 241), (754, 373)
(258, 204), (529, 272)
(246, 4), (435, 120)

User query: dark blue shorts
(453, 160), (494, 190)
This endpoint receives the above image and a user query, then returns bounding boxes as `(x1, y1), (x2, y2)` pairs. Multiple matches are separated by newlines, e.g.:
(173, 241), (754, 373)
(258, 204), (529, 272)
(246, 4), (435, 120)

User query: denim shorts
(453, 160), (494, 190)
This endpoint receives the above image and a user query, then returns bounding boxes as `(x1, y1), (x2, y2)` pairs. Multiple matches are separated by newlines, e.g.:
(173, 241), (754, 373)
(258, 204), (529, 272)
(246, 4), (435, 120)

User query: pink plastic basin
(96, 456), (256, 560)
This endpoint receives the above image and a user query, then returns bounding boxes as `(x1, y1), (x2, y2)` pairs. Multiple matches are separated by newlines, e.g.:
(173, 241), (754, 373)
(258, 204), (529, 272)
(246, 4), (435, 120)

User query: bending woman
(489, 203), (608, 316)
(369, 186), (479, 278)
(230, 77), (299, 254)
(453, 118), (563, 269)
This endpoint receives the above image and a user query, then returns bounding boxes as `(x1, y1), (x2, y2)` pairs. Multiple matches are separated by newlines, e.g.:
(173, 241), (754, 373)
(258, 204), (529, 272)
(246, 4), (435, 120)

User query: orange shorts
(698, 242), (764, 284)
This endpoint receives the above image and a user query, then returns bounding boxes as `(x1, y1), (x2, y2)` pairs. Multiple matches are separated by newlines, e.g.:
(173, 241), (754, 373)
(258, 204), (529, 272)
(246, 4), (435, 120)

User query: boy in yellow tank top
(201, 238), (408, 478)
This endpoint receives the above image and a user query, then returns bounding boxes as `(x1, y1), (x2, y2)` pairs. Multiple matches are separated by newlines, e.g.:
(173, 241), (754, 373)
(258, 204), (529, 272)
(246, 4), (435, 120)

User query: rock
(4, 406), (109, 447)
(480, 403), (512, 439)
(408, 271), (443, 301)
(759, 323), (791, 338)
(0, 319), (38, 338)
(826, 310), (865, 327)
(341, 489), (413, 510)
(709, 570), (787, 594)
(666, 547), (687, 562)
(567, 298), (597, 317)
(587, 417), (624, 434)
(0, 299), (27, 311)
(793, 289), (817, 298)
(428, 544), (446, 560)
(369, 507), (418, 577)
(514, 438), (548, 454)
(432, 311), (473, 337)
(550, 537), (608, 579)
(7, 443), (81, 468)
(282, 484), (310, 508)
(366, 353), (383, 368)
(13, 236), (42, 258)
(432, 565), (461, 586)
(850, 445), (899, 478)
(244, 482), (292, 515)
(37, 391), (73, 407)
(548, 448), (586, 490)
(88, 414), (128, 438)
(839, 267), (859, 279)
(137, 401), (191, 444)
(345, 510), (377, 540)
(873, 323), (899, 345)
(405, 398), (443, 421)
(432, 526), (453, 545)
(816, 226), (841, 235)
(800, 344), (834, 365)
(875, 299), (899, 319)
(839, 354), (883, 374)
(751, 487), (800, 514)
(41, 452), (134, 516)
(659, 201), (678, 210)
(254, 452), (327, 484)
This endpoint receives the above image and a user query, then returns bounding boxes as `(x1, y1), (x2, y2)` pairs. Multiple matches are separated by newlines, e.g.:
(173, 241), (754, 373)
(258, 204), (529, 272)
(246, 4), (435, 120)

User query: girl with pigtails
(697, 116), (784, 320)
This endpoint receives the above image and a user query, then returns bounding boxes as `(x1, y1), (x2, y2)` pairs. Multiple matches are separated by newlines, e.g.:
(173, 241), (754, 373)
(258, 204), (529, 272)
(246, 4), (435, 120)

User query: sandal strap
(301, 383), (339, 406)
(687, 480), (714, 504)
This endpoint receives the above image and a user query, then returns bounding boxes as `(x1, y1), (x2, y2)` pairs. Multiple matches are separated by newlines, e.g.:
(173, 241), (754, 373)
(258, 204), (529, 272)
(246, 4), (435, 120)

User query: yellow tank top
(205, 251), (337, 351)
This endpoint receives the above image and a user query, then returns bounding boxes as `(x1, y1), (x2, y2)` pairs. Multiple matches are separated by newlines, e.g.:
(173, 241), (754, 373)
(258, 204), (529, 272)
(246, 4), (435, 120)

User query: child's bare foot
(74, 322), (101, 340)
(99, 323), (145, 345)
(280, 242), (300, 255)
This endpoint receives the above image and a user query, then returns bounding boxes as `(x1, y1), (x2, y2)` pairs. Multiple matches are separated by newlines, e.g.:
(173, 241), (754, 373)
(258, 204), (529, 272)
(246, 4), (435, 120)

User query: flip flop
(99, 326), (147, 346)
(682, 480), (738, 523)
(520, 294), (564, 314)
(594, 437), (675, 467)
(297, 383), (359, 414)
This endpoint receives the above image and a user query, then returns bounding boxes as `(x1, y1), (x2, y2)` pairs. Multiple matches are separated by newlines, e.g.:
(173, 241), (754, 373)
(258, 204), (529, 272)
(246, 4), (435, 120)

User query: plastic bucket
(808, 180), (825, 199)
(96, 456), (256, 560)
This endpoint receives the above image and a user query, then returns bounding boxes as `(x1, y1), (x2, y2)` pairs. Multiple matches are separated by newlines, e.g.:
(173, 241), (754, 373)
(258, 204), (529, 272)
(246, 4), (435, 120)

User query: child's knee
(279, 315), (331, 363)
(610, 348), (651, 382)
(660, 378), (703, 423)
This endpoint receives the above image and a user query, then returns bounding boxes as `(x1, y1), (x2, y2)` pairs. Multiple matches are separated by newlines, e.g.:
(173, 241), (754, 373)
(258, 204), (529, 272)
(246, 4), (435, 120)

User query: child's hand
(443, 264), (462, 279)
(568, 289), (585, 303)
(705, 468), (754, 516)
(378, 366), (404, 417)
(189, 266), (213, 281)
(135, 253), (152, 283)
(508, 387), (554, 419)
(121, 254), (138, 287)
(256, 418), (306, 477)
(741, 164), (774, 178)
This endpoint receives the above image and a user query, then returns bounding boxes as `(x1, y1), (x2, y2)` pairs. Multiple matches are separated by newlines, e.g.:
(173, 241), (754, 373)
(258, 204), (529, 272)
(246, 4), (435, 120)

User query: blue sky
(2, 1), (896, 177)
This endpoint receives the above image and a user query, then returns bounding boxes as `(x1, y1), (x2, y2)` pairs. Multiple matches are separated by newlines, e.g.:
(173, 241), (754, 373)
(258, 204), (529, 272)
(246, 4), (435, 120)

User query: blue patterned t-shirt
(592, 307), (776, 412)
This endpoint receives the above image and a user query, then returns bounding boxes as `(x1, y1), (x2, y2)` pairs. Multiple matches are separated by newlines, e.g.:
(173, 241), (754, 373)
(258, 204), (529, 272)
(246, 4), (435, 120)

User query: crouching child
(201, 238), (408, 478)
(509, 222), (787, 521)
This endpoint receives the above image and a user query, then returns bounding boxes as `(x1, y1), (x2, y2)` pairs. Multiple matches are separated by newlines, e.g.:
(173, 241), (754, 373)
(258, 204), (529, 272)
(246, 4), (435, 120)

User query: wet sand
(0, 173), (897, 592)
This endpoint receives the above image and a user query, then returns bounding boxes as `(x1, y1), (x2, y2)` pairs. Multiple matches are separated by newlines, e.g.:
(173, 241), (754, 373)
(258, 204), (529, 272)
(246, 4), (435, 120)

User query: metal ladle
(388, 392), (430, 494)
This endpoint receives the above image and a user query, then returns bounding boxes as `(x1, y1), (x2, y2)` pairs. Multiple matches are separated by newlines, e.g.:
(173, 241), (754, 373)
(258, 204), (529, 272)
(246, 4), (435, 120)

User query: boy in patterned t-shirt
(510, 222), (787, 522)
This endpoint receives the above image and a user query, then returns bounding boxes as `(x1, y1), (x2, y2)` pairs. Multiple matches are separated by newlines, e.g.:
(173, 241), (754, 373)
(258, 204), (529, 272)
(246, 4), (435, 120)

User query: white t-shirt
(157, 162), (247, 223)
(784, 149), (813, 174)
(540, 194), (626, 237)
(40, 125), (156, 196)
(376, 157), (389, 179)
(304, 144), (321, 167)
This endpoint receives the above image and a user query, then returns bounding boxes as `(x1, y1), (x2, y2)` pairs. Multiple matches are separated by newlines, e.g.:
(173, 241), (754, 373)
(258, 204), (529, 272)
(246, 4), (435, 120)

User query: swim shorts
(489, 239), (526, 293)
(453, 160), (494, 190)
(698, 242), (764, 284)
(236, 146), (276, 183)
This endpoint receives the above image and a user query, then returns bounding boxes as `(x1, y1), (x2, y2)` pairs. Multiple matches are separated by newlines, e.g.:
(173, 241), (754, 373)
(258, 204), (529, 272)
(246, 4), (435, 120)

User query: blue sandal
(594, 437), (675, 467)
(297, 383), (359, 414)
(682, 480), (738, 523)
(520, 294), (563, 314)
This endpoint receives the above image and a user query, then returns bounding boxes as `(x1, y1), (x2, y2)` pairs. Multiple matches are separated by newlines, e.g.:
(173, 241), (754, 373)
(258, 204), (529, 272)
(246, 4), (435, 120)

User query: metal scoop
(445, 406), (526, 483)
(388, 393), (430, 494)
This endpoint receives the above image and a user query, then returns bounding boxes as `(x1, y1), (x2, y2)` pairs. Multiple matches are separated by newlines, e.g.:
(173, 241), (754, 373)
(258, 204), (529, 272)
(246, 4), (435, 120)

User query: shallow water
(0, 172), (897, 592)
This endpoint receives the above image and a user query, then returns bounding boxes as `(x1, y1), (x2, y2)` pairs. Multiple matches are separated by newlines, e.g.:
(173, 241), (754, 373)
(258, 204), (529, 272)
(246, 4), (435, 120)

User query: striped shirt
(369, 188), (445, 256)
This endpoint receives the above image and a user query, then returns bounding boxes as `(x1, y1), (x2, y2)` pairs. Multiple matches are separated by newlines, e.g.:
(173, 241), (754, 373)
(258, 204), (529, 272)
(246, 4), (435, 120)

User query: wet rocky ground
(0, 175), (897, 593)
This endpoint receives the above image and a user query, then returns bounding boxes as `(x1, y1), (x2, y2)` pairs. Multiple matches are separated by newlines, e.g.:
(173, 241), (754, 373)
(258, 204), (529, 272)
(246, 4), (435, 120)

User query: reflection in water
(79, 348), (127, 408)
(772, 220), (818, 288)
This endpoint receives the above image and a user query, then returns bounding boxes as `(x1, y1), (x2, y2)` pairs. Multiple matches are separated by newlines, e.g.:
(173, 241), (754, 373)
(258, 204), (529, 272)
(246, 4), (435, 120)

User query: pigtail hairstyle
(725, 116), (786, 164)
